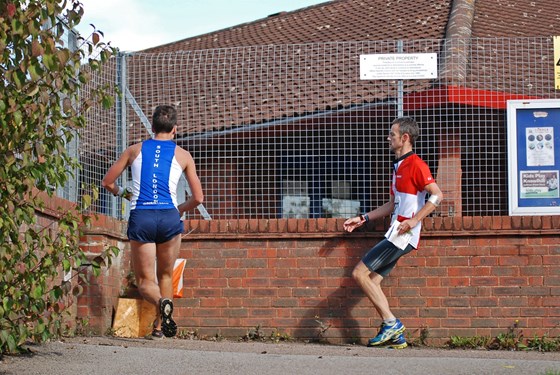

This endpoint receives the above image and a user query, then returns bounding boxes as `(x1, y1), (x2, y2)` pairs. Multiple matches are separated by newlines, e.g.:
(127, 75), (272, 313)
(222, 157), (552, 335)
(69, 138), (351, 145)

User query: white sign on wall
(360, 53), (438, 80)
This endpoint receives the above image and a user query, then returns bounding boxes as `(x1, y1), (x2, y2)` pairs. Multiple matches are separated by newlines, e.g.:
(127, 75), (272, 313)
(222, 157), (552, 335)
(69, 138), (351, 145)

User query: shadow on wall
(292, 237), (367, 344)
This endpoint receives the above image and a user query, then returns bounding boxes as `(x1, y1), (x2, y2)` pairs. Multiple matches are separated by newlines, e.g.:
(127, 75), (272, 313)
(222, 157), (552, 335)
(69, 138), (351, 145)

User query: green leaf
(81, 194), (91, 209)
(35, 321), (46, 334)
(13, 111), (23, 126)
(42, 54), (57, 70)
(11, 18), (24, 35)
(50, 287), (62, 300)
(3, 297), (13, 312)
(28, 62), (44, 81)
(6, 334), (17, 353)
(102, 95), (114, 109)
(13, 71), (27, 90)
(31, 285), (43, 299)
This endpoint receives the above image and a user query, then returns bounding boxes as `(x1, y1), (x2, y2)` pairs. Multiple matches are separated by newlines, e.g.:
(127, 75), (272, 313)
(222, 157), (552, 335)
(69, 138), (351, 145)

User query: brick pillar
(76, 216), (129, 335)
(436, 133), (462, 217)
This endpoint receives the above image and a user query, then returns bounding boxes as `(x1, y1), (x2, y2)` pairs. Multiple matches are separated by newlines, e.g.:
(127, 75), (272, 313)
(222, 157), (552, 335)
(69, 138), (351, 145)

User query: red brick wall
(69, 209), (560, 344)
(175, 216), (560, 345)
(77, 214), (130, 334)
(32, 191), (130, 334)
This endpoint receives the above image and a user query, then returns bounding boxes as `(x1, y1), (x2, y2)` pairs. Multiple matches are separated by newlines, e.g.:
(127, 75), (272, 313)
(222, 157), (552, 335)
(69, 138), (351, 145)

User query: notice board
(507, 99), (560, 215)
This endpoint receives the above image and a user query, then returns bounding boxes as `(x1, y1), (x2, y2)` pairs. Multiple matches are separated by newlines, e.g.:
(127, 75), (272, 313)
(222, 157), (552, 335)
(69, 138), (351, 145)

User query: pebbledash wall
(73, 205), (560, 346)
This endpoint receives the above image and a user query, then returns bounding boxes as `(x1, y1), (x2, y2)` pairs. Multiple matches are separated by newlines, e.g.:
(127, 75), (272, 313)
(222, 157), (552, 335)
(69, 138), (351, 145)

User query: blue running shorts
(127, 208), (184, 244)
(361, 238), (415, 277)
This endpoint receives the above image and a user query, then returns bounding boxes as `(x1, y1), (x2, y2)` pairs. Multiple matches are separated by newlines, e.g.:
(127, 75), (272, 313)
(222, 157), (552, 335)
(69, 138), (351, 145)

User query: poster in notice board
(507, 99), (560, 215)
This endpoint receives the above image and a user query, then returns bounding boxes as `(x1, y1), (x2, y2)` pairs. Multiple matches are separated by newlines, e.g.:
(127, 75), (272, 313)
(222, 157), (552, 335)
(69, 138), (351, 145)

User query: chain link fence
(77, 37), (560, 220)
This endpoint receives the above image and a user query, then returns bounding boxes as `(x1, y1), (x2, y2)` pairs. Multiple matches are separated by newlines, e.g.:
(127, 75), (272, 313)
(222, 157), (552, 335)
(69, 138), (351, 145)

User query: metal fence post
(114, 52), (129, 219)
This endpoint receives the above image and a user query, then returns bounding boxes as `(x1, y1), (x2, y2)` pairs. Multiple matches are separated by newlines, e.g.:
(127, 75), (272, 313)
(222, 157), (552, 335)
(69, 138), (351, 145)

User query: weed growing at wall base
(448, 335), (494, 349)
(406, 325), (430, 347)
(492, 320), (527, 350)
(448, 321), (560, 352)
(240, 325), (293, 343)
(176, 328), (200, 340)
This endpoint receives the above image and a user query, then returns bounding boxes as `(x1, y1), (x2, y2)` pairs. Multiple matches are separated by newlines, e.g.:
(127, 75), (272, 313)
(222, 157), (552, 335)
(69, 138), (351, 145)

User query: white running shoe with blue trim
(367, 319), (405, 347)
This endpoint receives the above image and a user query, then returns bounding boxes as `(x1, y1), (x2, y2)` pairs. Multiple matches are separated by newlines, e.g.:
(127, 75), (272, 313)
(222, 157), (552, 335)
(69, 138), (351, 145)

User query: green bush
(0, 0), (116, 354)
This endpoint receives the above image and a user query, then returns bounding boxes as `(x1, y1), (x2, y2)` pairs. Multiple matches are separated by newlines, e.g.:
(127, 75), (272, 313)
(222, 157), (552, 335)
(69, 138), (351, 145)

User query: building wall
(75, 212), (560, 345)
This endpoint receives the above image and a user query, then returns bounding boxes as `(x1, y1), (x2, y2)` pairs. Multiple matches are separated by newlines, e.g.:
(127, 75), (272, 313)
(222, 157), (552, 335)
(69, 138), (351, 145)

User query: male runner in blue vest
(103, 105), (204, 338)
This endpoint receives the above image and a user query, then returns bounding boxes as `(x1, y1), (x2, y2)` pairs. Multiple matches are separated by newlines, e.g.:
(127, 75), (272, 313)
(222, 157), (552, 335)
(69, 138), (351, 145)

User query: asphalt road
(1, 336), (559, 375)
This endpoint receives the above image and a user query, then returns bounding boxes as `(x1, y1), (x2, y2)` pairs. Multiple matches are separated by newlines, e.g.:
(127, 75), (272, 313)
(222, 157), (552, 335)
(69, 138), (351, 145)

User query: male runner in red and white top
(344, 116), (443, 349)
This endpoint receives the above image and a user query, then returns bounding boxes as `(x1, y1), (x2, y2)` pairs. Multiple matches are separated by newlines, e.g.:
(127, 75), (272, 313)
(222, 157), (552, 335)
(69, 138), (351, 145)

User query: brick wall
(63, 207), (560, 345)
(32, 192), (129, 334)
(170, 216), (560, 345)
(77, 213), (129, 334)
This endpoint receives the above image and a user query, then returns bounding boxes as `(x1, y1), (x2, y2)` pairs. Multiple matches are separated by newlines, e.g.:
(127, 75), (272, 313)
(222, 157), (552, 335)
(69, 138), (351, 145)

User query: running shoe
(159, 298), (177, 338)
(386, 333), (408, 349)
(367, 318), (405, 347)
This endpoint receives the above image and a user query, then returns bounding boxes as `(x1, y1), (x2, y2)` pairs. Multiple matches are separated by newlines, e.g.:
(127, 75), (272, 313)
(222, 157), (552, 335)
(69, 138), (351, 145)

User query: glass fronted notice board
(507, 99), (560, 215)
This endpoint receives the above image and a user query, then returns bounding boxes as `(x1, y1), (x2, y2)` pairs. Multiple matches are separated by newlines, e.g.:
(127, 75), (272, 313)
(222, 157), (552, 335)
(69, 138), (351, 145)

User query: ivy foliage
(0, 0), (118, 354)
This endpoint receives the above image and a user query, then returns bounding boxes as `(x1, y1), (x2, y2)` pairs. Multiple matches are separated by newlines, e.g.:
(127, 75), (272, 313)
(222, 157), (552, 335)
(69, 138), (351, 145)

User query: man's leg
(352, 261), (394, 321)
(352, 260), (405, 346)
(130, 240), (166, 339)
(130, 240), (160, 306)
(154, 234), (181, 337)
(155, 233), (181, 300)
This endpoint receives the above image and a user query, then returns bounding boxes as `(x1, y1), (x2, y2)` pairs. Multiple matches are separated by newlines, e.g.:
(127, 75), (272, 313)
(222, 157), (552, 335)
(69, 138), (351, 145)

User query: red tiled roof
(466, 1), (559, 94)
(130, 0), (451, 136)
(472, 0), (560, 37)
(121, 0), (559, 137)
(144, 0), (450, 52)
(145, 0), (559, 53)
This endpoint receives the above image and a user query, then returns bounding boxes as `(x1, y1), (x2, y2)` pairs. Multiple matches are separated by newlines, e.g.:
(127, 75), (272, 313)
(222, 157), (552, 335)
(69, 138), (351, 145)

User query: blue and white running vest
(129, 139), (183, 210)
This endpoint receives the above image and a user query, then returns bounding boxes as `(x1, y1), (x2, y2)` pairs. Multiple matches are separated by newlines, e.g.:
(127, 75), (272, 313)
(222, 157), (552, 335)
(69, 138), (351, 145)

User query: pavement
(1, 335), (559, 375)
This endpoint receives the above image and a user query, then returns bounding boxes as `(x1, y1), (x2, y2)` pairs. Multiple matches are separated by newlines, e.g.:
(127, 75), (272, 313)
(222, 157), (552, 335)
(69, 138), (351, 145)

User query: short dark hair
(393, 116), (419, 145)
(152, 105), (177, 134)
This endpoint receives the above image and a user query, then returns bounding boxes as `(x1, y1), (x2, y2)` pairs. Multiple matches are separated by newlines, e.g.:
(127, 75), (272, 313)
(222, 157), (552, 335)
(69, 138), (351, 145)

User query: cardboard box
(112, 298), (156, 338)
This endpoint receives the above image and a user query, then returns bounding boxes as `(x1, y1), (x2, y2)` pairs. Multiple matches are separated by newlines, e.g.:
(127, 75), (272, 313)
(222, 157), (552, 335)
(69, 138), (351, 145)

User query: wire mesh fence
(76, 37), (560, 220)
